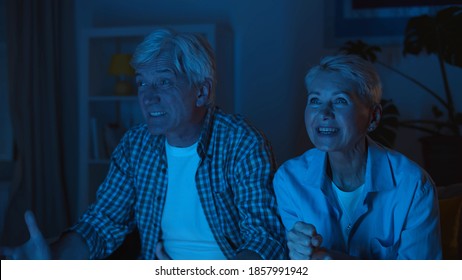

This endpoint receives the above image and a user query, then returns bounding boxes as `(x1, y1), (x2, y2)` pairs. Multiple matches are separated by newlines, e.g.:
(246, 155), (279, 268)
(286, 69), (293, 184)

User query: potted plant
(340, 6), (462, 186)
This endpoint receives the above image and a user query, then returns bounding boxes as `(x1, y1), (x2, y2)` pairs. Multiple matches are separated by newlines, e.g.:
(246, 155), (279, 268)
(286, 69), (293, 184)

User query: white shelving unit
(77, 25), (217, 215)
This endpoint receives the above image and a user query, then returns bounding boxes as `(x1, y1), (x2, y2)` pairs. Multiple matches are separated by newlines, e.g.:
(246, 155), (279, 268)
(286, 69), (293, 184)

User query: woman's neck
(327, 141), (368, 192)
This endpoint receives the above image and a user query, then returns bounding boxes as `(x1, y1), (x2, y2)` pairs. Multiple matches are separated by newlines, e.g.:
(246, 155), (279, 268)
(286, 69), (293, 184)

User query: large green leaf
(403, 6), (462, 68)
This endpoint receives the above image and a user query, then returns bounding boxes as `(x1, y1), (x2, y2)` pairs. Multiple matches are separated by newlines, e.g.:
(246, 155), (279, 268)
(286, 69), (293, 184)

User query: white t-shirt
(332, 181), (365, 247)
(161, 140), (226, 260)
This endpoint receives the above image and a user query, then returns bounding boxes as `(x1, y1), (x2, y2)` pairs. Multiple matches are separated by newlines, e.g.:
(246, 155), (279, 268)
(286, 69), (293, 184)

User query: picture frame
(324, 0), (460, 47)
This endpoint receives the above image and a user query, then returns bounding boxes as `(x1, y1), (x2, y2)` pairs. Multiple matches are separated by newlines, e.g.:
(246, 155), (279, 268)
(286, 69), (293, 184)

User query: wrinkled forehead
(309, 70), (373, 104)
(136, 49), (179, 75)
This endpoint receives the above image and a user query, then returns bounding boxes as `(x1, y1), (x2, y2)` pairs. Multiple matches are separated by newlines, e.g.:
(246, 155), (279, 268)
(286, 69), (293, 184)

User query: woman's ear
(195, 79), (212, 107)
(368, 104), (382, 132)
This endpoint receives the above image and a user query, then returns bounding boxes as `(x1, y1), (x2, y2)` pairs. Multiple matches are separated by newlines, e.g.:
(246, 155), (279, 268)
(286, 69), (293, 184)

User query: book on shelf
(91, 118), (128, 161)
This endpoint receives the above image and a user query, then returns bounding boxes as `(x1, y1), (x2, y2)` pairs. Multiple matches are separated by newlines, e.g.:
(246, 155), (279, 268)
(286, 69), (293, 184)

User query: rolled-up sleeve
(70, 134), (137, 259)
(232, 138), (286, 259)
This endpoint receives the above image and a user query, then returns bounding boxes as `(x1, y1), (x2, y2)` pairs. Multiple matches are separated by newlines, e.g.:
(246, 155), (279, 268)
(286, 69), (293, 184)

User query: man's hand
(0, 211), (51, 260)
(287, 221), (323, 260)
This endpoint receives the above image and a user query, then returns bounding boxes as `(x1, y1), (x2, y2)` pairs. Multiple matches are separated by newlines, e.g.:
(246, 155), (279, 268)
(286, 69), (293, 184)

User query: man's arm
(50, 231), (90, 259)
(232, 138), (286, 260)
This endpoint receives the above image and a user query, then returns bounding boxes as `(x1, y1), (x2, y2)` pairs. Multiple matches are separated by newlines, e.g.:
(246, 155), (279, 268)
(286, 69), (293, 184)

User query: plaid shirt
(71, 107), (286, 259)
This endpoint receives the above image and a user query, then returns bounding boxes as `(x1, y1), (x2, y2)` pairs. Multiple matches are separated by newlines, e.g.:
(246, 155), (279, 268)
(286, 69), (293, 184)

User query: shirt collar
(365, 136), (396, 192)
(149, 106), (216, 158)
(196, 106), (216, 160)
(307, 136), (396, 193)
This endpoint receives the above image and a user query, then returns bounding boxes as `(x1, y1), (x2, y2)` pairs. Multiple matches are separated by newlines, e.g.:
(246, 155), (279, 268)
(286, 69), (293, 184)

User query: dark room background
(0, 0), (461, 246)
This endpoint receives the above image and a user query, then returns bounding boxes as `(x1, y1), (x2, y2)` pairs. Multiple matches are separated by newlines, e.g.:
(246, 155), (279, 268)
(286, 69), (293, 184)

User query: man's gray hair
(131, 28), (216, 106)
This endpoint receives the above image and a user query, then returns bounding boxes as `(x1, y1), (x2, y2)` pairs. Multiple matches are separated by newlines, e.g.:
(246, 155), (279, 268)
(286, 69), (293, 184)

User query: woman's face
(305, 71), (372, 153)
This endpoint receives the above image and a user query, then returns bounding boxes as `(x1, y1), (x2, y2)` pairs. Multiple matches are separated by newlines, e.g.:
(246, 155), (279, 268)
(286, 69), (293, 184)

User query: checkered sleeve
(232, 134), (287, 259)
(70, 131), (137, 259)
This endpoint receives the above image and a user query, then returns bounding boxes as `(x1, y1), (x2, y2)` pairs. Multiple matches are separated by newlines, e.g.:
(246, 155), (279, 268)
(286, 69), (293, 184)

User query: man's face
(135, 51), (205, 147)
(305, 71), (372, 153)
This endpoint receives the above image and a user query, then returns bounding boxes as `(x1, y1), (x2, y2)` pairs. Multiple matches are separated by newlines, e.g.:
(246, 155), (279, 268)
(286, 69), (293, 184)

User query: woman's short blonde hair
(305, 54), (382, 106)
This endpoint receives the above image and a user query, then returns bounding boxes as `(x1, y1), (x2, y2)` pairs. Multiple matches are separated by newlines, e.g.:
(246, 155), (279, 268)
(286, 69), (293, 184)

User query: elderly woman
(274, 54), (442, 260)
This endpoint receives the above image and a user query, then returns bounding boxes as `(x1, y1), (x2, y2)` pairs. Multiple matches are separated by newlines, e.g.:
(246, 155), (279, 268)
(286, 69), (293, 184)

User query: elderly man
(0, 28), (285, 260)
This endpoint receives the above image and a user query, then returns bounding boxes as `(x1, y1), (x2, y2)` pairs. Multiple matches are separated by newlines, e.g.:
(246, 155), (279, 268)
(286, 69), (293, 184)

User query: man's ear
(368, 103), (382, 132)
(196, 79), (212, 107)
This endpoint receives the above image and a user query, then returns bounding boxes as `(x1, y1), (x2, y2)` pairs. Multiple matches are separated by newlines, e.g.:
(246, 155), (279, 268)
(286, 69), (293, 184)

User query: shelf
(89, 96), (138, 102)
